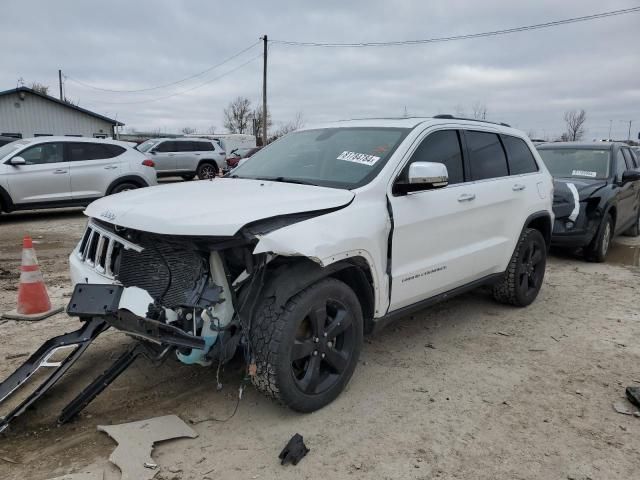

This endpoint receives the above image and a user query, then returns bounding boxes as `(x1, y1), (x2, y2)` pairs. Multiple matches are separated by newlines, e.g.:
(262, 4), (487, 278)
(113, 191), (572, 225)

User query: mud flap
(0, 318), (109, 433)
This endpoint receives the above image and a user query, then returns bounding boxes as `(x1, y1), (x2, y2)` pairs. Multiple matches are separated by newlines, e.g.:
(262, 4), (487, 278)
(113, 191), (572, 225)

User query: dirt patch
(1, 209), (640, 479)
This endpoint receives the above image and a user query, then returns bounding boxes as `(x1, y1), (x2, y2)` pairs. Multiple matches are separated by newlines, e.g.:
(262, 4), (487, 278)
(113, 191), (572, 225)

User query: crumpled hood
(85, 178), (355, 236)
(552, 178), (607, 218)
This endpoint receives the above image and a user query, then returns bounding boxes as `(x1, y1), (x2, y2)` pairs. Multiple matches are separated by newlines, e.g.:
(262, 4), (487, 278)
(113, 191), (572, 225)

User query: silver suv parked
(136, 138), (226, 180)
(0, 137), (157, 213)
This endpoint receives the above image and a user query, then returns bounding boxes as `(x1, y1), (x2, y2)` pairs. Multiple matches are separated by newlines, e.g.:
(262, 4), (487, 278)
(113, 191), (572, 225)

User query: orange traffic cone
(1, 235), (63, 321)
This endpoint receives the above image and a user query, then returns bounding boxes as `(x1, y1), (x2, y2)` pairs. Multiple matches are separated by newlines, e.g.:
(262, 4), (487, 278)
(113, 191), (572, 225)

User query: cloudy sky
(2, 1), (638, 140)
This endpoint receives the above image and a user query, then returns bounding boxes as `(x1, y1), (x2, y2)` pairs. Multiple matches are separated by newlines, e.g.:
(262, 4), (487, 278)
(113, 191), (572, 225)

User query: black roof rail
(432, 114), (511, 128)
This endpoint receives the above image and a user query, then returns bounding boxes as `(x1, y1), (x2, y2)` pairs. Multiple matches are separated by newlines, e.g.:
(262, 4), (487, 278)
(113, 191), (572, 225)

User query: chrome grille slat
(75, 220), (143, 280)
(94, 236), (106, 273)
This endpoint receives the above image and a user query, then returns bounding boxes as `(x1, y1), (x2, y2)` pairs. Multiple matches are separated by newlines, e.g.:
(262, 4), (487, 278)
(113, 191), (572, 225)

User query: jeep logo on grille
(100, 210), (116, 221)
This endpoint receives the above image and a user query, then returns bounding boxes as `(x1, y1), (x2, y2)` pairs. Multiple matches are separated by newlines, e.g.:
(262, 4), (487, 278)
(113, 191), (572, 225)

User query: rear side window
(403, 130), (464, 184)
(155, 141), (176, 152)
(466, 131), (509, 180)
(68, 143), (125, 161)
(502, 135), (538, 174)
(629, 149), (640, 168)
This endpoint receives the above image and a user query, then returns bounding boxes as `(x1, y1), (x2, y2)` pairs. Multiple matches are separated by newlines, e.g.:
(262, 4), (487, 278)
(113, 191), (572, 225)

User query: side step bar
(0, 318), (109, 433)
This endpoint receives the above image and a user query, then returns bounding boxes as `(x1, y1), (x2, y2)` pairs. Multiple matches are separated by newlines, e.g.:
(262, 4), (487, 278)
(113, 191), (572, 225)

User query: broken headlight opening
(1, 221), (270, 431)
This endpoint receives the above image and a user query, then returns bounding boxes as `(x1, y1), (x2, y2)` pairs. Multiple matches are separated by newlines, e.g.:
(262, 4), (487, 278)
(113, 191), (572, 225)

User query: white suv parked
(0, 137), (157, 213)
(68, 116), (553, 413)
(136, 137), (226, 180)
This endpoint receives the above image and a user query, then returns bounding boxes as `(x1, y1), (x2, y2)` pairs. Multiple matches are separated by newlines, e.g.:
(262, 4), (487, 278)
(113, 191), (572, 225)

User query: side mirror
(394, 162), (448, 194)
(622, 170), (640, 183)
(9, 156), (26, 166)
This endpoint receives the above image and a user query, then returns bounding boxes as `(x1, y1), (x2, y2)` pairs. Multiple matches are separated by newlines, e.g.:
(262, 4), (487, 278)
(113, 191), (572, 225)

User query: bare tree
(454, 104), (466, 117)
(471, 102), (488, 120)
(29, 82), (50, 95)
(271, 112), (305, 140)
(563, 109), (587, 141)
(207, 125), (217, 135)
(181, 127), (197, 135)
(223, 96), (252, 134)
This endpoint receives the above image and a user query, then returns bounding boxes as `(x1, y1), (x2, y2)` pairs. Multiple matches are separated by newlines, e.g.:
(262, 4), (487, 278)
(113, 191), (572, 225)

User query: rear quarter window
(193, 141), (214, 151)
(502, 135), (539, 175)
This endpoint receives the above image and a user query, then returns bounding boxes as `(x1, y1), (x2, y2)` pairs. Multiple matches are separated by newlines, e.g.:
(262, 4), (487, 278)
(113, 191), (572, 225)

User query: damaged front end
(551, 179), (606, 247)
(69, 219), (258, 366)
(0, 219), (265, 432)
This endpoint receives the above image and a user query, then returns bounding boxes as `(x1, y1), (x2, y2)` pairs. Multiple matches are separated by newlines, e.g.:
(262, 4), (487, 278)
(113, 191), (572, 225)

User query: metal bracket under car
(0, 317), (109, 433)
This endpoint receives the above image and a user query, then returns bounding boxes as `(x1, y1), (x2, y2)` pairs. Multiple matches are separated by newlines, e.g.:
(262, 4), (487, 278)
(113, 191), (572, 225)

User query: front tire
(251, 278), (363, 412)
(493, 228), (547, 307)
(197, 162), (218, 180)
(584, 214), (613, 262)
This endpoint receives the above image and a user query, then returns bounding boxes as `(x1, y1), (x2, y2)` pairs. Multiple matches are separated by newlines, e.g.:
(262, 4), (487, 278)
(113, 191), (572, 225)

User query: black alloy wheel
(290, 298), (356, 395)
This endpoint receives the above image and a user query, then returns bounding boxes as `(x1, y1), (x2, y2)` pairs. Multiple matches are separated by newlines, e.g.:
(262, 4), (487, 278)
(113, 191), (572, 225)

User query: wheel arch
(0, 185), (14, 212)
(106, 175), (148, 195)
(198, 159), (220, 172)
(258, 256), (376, 333)
(523, 211), (552, 247)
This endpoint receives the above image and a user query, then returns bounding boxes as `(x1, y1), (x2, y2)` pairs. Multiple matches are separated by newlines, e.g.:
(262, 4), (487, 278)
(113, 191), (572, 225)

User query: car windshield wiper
(253, 176), (318, 186)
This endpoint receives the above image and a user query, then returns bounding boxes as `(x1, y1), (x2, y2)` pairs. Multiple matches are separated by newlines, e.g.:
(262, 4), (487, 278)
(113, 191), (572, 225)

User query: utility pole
(58, 69), (63, 100)
(620, 120), (633, 142)
(608, 120), (612, 140)
(262, 35), (268, 146)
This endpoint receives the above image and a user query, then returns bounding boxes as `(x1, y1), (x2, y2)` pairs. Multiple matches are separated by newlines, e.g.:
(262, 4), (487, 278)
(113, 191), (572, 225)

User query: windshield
(0, 140), (29, 160)
(538, 148), (611, 180)
(231, 127), (409, 189)
(136, 139), (160, 152)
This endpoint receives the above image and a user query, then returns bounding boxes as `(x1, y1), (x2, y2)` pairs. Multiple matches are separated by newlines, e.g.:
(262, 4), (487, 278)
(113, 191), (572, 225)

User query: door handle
(512, 184), (526, 191)
(104, 165), (118, 170)
(457, 193), (476, 202)
(53, 169), (67, 174)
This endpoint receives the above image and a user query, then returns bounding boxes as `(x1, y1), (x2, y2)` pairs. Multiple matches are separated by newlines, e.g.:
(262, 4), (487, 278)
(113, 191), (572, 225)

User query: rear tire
(493, 228), (547, 307)
(109, 182), (138, 195)
(251, 278), (363, 413)
(197, 162), (218, 180)
(584, 214), (613, 262)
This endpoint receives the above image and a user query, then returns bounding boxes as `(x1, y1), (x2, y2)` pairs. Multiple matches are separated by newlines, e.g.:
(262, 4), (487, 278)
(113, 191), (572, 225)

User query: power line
(66, 41), (260, 93)
(84, 54), (262, 105)
(271, 7), (640, 47)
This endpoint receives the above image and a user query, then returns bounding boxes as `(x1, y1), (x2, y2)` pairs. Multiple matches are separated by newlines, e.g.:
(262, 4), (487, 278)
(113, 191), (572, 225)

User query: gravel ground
(1, 207), (639, 480)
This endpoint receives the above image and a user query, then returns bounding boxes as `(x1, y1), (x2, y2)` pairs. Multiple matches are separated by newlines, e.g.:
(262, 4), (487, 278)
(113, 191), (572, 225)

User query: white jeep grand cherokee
(69, 116), (554, 412)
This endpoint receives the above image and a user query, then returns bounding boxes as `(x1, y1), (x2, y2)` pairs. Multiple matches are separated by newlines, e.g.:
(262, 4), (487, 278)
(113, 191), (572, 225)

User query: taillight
(142, 159), (155, 167)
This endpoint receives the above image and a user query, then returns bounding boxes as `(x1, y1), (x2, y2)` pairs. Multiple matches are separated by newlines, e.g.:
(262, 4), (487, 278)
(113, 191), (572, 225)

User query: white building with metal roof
(0, 87), (123, 140)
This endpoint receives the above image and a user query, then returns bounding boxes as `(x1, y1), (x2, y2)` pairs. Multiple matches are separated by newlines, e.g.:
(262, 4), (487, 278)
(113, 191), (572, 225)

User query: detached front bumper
(67, 284), (206, 350)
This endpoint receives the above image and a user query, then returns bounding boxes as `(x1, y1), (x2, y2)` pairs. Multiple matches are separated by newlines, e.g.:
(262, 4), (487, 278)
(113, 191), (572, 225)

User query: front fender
(253, 205), (389, 316)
